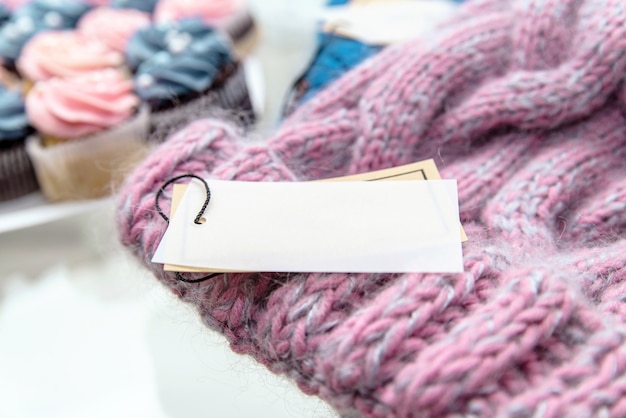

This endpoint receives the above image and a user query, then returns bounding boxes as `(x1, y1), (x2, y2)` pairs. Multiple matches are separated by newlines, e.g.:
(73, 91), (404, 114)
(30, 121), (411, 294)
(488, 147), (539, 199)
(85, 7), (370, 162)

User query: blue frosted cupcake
(0, 84), (37, 200)
(133, 22), (233, 110)
(0, 0), (92, 70)
(125, 18), (222, 72)
(129, 19), (254, 141)
(111, 0), (159, 14)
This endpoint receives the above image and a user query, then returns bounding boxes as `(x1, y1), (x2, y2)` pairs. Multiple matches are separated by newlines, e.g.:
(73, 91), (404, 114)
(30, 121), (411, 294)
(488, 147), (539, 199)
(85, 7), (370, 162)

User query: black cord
(174, 271), (220, 283)
(155, 174), (220, 283)
(156, 174), (211, 224)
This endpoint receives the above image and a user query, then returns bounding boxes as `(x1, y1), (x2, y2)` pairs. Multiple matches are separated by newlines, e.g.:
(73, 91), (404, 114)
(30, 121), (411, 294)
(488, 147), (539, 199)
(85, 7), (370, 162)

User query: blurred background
(0, 0), (459, 416)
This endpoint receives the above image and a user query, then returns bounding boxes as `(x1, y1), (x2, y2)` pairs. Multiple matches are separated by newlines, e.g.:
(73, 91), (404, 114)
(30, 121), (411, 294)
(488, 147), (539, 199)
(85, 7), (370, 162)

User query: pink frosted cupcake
(153, 0), (258, 57)
(77, 7), (150, 54)
(0, 0), (30, 11)
(17, 30), (124, 90)
(154, 0), (243, 25)
(82, 0), (108, 6)
(24, 68), (149, 201)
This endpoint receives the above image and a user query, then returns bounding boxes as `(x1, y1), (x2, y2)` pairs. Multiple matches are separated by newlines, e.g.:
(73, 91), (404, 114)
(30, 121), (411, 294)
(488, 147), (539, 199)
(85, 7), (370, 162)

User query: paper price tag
(154, 159), (466, 274)
(153, 180), (463, 273)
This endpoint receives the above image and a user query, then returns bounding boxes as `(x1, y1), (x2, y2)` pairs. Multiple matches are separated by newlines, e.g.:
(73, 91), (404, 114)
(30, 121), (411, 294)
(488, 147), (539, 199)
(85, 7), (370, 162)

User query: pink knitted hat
(117, 0), (626, 416)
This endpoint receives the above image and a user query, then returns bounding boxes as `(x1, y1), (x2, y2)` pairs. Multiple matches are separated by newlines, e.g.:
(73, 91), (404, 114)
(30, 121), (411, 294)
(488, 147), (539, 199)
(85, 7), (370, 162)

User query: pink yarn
(117, 0), (626, 416)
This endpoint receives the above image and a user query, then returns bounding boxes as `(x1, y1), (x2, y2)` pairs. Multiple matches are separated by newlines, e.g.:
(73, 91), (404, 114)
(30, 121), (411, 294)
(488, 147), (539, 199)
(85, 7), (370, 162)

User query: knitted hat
(117, 0), (626, 416)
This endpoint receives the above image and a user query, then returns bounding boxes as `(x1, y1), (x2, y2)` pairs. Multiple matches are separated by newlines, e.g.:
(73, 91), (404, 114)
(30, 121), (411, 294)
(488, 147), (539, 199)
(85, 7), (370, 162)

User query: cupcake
(77, 7), (151, 54)
(82, 0), (109, 6)
(153, 0), (258, 58)
(17, 30), (124, 89)
(125, 18), (219, 72)
(140, 60), (254, 142)
(154, 0), (244, 25)
(24, 69), (150, 201)
(0, 84), (38, 201)
(0, 0), (91, 69)
(129, 19), (254, 141)
(0, 0), (30, 11)
(111, 0), (158, 14)
(133, 26), (234, 110)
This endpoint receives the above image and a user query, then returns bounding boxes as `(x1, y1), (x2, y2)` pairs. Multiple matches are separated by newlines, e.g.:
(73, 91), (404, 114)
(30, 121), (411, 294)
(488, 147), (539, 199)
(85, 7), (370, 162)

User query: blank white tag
(152, 179), (463, 273)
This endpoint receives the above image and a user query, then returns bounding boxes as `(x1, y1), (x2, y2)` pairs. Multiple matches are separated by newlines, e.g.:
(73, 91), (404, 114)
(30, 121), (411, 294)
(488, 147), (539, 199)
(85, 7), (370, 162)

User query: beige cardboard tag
(160, 159), (466, 273)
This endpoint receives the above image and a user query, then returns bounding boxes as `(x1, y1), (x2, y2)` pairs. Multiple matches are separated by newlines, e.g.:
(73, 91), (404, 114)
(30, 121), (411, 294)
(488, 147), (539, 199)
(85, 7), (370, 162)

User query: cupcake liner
(0, 66), (22, 90)
(26, 105), (151, 201)
(0, 140), (39, 201)
(21, 78), (34, 97)
(148, 62), (254, 143)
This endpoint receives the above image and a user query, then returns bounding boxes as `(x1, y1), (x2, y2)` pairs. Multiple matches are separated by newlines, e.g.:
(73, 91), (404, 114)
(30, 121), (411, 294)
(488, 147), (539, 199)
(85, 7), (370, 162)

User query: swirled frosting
(0, 85), (30, 141)
(111, 0), (158, 13)
(125, 18), (221, 71)
(133, 21), (233, 109)
(0, 0), (91, 64)
(17, 30), (123, 82)
(0, 0), (30, 11)
(154, 0), (243, 25)
(82, 0), (109, 6)
(78, 7), (150, 53)
(25, 68), (139, 138)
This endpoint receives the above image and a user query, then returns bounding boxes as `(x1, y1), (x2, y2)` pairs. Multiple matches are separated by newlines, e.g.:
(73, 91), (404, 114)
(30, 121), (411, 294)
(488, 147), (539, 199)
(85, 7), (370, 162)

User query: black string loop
(155, 174), (220, 284)
(174, 271), (220, 283)
(156, 174), (211, 224)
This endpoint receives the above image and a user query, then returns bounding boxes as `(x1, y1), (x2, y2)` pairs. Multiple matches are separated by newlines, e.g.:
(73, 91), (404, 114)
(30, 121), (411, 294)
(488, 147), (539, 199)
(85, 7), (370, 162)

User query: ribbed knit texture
(117, 0), (626, 416)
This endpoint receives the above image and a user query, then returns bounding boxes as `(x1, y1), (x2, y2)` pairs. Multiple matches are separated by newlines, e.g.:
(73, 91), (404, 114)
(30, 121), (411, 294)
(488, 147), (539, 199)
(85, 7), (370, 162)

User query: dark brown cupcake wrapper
(0, 140), (39, 201)
(146, 62), (238, 112)
(148, 62), (255, 143)
(213, 61), (254, 117)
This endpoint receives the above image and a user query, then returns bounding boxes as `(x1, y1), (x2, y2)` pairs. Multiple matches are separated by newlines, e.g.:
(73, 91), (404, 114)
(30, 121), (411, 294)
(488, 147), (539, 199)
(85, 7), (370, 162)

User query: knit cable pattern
(117, 0), (626, 416)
